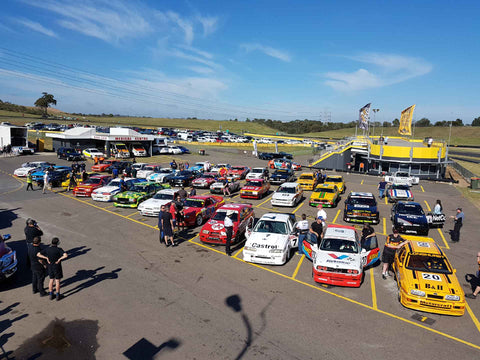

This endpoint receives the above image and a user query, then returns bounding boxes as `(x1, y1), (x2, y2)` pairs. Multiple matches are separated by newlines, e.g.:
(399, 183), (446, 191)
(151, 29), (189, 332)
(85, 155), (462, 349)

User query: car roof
(300, 172), (315, 176)
(156, 189), (176, 195)
(324, 225), (357, 240)
(401, 236), (443, 256)
(259, 213), (291, 221)
(397, 201), (420, 205)
(350, 192), (374, 198)
(218, 203), (252, 211)
(280, 182), (298, 187)
(188, 195), (211, 200)
(326, 175), (343, 179)
(315, 183), (337, 189)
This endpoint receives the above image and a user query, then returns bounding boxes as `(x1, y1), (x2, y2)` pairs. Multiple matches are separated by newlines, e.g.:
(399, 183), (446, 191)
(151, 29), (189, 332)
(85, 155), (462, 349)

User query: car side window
(398, 247), (406, 264)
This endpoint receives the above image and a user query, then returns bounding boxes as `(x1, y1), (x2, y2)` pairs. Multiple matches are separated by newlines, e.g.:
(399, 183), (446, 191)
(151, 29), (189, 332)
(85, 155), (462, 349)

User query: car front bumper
(242, 251), (286, 265)
(313, 269), (362, 287)
(399, 288), (465, 316)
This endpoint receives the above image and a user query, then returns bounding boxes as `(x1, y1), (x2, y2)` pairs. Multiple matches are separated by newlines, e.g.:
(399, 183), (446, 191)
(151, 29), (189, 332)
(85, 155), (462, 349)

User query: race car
(386, 183), (414, 203)
(271, 182), (303, 207)
(309, 224), (380, 287)
(227, 166), (250, 180)
(91, 178), (146, 202)
(343, 192), (379, 224)
(393, 235), (465, 316)
(82, 148), (105, 159)
(147, 168), (177, 183)
(243, 213), (298, 265)
(113, 182), (167, 208)
(136, 164), (162, 179)
(210, 179), (241, 195)
(91, 160), (119, 172)
(391, 201), (429, 236)
(189, 162), (209, 173)
(268, 158), (293, 170)
(297, 172), (318, 191)
(72, 175), (112, 197)
(183, 195), (225, 226)
(0, 234), (17, 282)
(246, 167), (269, 180)
(324, 175), (345, 194)
(385, 171), (419, 186)
(269, 169), (295, 185)
(211, 163), (231, 174)
(309, 184), (339, 207)
(14, 162), (52, 177)
(137, 189), (178, 217)
(240, 179), (270, 199)
(169, 170), (197, 187)
(291, 162), (302, 171)
(191, 172), (217, 188)
(31, 167), (71, 187)
(200, 204), (255, 245)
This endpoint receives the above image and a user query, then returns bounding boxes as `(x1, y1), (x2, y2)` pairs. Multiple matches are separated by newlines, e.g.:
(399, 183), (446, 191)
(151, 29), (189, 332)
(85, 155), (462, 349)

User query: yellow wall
(369, 142), (446, 160)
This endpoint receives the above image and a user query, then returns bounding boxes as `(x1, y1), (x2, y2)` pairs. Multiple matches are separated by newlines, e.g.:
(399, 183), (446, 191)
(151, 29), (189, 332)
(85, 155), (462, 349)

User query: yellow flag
(399, 105), (415, 135)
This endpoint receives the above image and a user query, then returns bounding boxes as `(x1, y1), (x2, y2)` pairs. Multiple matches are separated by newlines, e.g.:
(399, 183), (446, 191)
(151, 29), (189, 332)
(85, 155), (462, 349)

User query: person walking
(378, 177), (388, 198)
(67, 171), (77, 192)
(42, 170), (49, 194)
(160, 205), (175, 247)
(433, 199), (443, 215)
(381, 230), (407, 279)
(450, 207), (464, 242)
(224, 210), (234, 256)
(37, 237), (68, 301)
(26, 172), (34, 191)
(295, 214), (309, 255)
(28, 237), (47, 297)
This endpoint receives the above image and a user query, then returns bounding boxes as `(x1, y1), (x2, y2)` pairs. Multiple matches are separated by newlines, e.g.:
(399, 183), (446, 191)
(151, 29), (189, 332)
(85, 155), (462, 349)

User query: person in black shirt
(173, 195), (185, 230)
(189, 186), (196, 196)
(38, 237), (68, 301)
(361, 223), (376, 249)
(28, 237), (47, 296)
(177, 187), (187, 200)
(160, 205), (175, 247)
(309, 217), (324, 244)
(24, 219), (43, 267)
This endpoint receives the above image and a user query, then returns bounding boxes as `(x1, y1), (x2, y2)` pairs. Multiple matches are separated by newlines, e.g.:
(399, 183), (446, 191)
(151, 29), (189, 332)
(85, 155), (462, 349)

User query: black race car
(269, 169), (295, 185)
(169, 170), (197, 187)
(391, 201), (429, 236)
(258, 152), (274, 160)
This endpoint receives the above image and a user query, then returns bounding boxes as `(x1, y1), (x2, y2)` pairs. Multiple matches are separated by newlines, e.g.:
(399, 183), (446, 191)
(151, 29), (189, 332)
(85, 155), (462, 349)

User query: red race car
(240, 178), (270, 199)
(227, 166), (250, 180)
(191, 172), (217, 188)
(183, 195), (225, 227)
(91, 160), (118, 172)
(200, 203), (255, 245)
(73, 175), (112, 197)
(292, 162), (302, 171)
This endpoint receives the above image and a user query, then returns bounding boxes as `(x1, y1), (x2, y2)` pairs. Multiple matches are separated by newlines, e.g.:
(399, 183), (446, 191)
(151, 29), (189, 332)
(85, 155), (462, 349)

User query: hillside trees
(34, 92), (57, 118)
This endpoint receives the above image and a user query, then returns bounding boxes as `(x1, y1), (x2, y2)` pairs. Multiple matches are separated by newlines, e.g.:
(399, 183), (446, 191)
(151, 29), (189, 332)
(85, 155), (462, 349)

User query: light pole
(372, 109), (380, 137)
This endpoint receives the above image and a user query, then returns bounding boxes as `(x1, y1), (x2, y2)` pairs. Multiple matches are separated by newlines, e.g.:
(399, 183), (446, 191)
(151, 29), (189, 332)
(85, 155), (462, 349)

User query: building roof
(46, 127), (154, 141)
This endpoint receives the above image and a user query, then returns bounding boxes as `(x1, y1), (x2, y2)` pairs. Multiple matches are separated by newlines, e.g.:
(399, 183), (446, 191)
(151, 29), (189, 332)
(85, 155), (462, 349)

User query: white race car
(136, 165), (162, 179)
(82, 148), (105, 158)
(246, 167), (269, 180)
(243, 213), (298, 265)
(91, 178), (143, 202)
(385, 171), (420, 186)
(14, 162), (51, 177)
(271, 182), (303, 207)
(138, 189), (177, 217)
(210, 180), (241, 194)
(210, 163), (231, 174)
(147, 168), (177, 183)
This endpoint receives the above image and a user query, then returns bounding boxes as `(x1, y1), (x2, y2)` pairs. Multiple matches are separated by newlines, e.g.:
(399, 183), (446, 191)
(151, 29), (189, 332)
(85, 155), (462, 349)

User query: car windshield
(231, 167), (244, 171)
(184, 199), (205, 207)
(392, 185), (410, 191)
(252, 169), (263, 173)
(349, 197), (376, 206)
(159, 169), (172, 174)
(278, 187), (296, 194)
(201, 174), (215, 179)
(397, 172), (409, 177)
(326, 177), (342, 183)
(115, 144), (127, 150)
(130, 185), (148, 192)
(299, 175), (314, 180)
(397, 203), (424, 215)
(153, 193), (174, 200)
(246, 181), (262, 187)
(65, 149), (76, 154)
(275, 170), (289, 174)
(406, 254), (452, 274)
(320, 238), (359, 254)
(314, 187), (335, 193)
(178, 171), (192, 176)
(107, 179), (121, 186)
(212, 211), (238, 222)
(143, 166), (155, 170)
(83, 178), (102, 185)
(254, 220), (287, 234)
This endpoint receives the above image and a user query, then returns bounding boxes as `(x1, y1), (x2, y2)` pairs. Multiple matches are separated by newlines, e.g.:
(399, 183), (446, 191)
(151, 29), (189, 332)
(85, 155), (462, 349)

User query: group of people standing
(158, 194), (187, 247)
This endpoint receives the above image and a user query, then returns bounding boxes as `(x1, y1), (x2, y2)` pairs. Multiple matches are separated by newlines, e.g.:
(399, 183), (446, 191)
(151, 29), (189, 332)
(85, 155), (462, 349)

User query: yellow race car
(309, 184), (339, 207)
(297, 172), (318, 191)
(324, 175), (345, 194)
(393, 235), (465, 316)
(61, 172), (93, 188)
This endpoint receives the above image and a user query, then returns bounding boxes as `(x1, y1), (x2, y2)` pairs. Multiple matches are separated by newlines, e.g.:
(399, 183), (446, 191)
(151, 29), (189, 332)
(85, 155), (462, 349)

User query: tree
(34, 92), (57, 118)
(434, 120), (448, 126)
(416, 118), (431, 127)
(392, 118), (400, 127)
(472, 117), (480, 126)
(382, 121), (391, 127)
(452, 118), (464, 126)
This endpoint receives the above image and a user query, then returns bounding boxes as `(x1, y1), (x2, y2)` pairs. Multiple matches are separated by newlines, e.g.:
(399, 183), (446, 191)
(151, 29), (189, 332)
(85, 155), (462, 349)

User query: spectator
(295, 214), (309, 255)
(25, 219), (43, 268)
(160, 205), (175, 247)
(26, 172), (34, 191)
(94, 155), (99, 165)
(177, 187), (187, 200)
(189, 186), (196, 196)
(450, 207), (464, 242)
(466, 253), (480, 299)
(42, 170), (49, 194)
(173, 195), (185, 230)
(433, 200), (443, 215)
(28, 237), (47, 297)
(378, 177), (388, 198)
(112, 167), (119, 179)
(361, 223), (376, 249)
(224, 210), (234, 256)
(384, 136), (389, 145)
(316, 204), (327, 222)
(381, 230), (407, 279)
(477, 251), (480, 278)
(170, 160), (177, 170)
(131, 166), (137, 178)
(67, 171), (77, 192)
(223, 178), (231, 197)
(37, 237), (68, 301)
(119, 175), (127, 192)
(309, 217), (324, 244)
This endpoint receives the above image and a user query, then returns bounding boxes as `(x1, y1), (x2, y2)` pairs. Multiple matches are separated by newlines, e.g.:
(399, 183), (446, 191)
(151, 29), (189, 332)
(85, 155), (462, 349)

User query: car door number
(422, 273), (441, 281)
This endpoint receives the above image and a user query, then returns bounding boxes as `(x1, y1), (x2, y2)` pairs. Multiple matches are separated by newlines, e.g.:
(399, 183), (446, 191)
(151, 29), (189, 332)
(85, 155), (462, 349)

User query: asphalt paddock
(1, 149), (480, 359)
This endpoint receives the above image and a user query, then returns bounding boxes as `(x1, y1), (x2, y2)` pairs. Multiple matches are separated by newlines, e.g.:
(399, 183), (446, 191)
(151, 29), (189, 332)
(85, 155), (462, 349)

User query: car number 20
(422, 273), (442, 281)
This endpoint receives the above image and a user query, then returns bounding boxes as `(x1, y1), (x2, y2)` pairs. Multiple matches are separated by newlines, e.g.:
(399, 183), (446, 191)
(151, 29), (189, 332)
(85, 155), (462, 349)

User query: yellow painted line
(383, 217), (387, 235)
(437, 228), (450, 250)
(361, 179), (364, 185)
(466, 303), (480, 335)
(292, 200), (304, 214)
(370, 269), (377, 309)
(0, 173), (24, 196)
(233, 247), (243, 259)
(424, 200), (431, 212)
(256, 193), (273, 207)
(384, 196), (388, 205)
(332, 209), (341, 224)
(126, 211), (139, 218)
(420, 185), (425, 192)
(292, 255), (305, 279)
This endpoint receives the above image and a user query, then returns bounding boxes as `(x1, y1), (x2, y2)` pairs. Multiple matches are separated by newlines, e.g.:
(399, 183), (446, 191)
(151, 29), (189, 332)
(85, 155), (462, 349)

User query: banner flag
(399, 105), (416, 135)
(358, 103), (371, 130)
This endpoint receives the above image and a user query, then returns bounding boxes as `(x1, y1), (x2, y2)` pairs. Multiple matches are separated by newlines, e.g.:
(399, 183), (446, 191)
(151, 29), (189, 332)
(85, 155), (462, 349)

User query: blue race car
(391, 201), (429, 236)
(343, 192), (380, 224)
(0, 234), (17, 282)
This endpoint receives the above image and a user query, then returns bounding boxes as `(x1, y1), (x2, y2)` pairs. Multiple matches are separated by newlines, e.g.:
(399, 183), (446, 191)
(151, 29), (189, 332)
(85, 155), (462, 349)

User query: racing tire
(195, 215), (203, 226)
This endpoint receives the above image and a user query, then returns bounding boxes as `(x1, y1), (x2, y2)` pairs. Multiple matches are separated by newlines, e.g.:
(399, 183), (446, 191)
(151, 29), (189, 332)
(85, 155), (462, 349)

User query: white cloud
(240, 43), (291, 62)
(324, 53), (432, 91)
(185, 66), (215, 75)
(166, 11), (194, 45)
(177, 44), (213, 60)
(196, 15), (218, 37)
(16, 18), (58, 38)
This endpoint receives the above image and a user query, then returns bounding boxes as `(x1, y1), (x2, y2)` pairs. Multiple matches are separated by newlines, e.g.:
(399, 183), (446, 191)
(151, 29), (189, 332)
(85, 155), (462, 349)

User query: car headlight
(251, 191), (258, 195)
(202, 230), (209, 234)
(410, 289), (425, 297)
(129, 198), (137, 203)
(445, 295), (460, 301)
(397, 218), (411, 225)
(244, 246), (257, 252)
(269, 248), (284, 253)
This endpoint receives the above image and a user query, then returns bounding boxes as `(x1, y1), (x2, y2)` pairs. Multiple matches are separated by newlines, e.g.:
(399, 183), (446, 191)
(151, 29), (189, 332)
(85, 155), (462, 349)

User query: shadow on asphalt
(0, 208), (20, 230)
(66, 246), (91, 261)
(0, 300), (29, 360)
(61, 267), (121, 298)
(123, 337), (181, 360)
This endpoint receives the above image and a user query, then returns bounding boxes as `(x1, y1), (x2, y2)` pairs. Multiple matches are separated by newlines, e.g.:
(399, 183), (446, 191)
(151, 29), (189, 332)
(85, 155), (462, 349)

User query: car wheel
(196, 215), (203, 226)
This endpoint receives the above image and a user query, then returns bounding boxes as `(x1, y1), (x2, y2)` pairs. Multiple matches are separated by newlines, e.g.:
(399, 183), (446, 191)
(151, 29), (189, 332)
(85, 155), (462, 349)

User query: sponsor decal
(417, 242), (430, 248)
(251, 243), (278, 249)
(328, 253), (351, 260)
(421, 273), (442, 281)
(211, 223), (224, 231)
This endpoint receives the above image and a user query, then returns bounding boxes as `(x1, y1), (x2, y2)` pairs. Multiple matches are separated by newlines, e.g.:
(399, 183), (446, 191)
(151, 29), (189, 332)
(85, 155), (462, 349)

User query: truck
(0, 124), (34, 154)
(385, 171), (419, 186)
(111, 143), (130, 158)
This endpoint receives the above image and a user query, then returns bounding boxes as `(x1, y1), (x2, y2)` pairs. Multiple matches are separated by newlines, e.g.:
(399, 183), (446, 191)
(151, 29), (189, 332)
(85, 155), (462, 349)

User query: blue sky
(0, 0), (479, 123)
